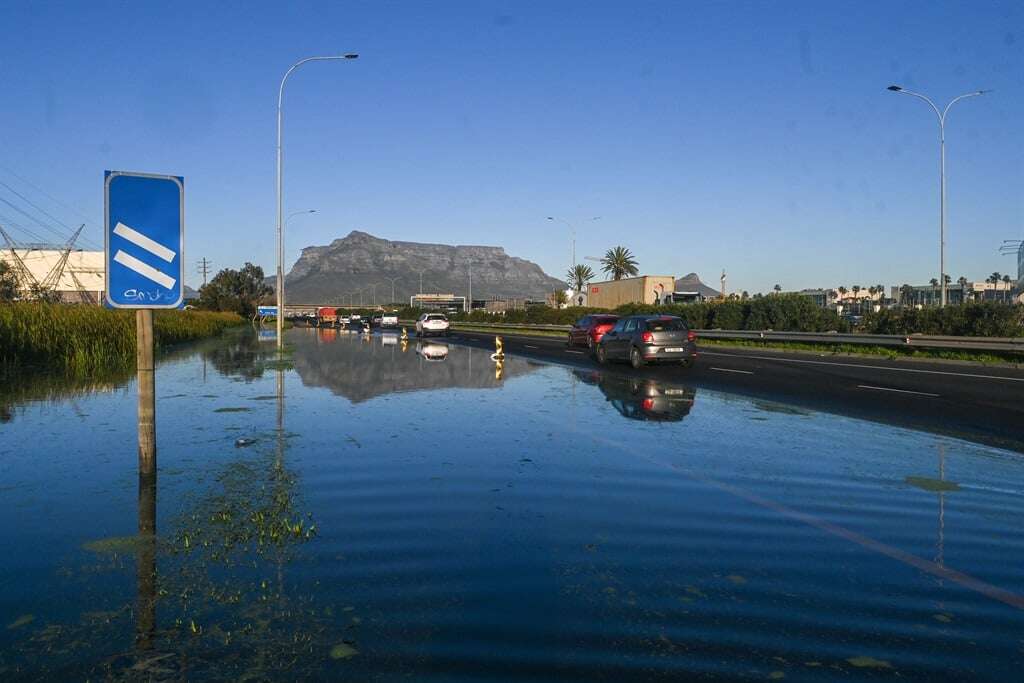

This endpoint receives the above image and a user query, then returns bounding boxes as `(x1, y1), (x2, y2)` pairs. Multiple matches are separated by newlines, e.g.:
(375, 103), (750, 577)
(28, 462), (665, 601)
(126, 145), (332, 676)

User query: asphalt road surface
(444, 329), (1024, 454)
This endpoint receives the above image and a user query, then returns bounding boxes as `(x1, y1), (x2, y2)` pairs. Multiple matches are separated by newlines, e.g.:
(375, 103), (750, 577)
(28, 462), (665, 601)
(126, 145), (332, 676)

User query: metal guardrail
(442, 320), (1024, 353)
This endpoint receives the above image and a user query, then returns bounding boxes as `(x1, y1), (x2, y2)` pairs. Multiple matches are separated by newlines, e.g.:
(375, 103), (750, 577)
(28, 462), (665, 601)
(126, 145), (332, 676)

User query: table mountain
(279, 231), (565, 304)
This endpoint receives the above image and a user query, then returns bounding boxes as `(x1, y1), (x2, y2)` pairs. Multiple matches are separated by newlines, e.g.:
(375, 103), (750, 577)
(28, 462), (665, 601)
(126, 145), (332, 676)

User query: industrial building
(409, 293), (467, 312)
(586, 275), (676, 308)
(0, 248), (104, 303)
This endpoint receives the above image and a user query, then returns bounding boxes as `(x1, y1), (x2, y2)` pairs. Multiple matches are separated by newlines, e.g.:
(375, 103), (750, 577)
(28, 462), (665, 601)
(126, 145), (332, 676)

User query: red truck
(317, 307), (338, 327)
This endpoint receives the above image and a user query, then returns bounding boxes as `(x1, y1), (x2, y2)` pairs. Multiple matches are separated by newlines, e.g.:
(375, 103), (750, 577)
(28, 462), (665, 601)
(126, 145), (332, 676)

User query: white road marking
(857, 384), (940, 397)
(565, 350), (584, 354)
(113, 250), (176, 288)
(700, 351), (1024, 383)
(113, 222), (176, 262)
(524, 345), (539, 349)
(711, 367), (753, 375)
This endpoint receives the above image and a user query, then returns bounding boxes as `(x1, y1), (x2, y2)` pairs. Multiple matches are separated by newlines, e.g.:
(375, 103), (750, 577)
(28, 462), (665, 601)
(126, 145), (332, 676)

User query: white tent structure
(1, 248), (104, 303)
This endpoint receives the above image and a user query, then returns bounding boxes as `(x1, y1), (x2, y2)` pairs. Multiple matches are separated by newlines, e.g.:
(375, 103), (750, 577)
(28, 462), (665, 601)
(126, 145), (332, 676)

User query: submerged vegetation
(0, 303), (244, 374)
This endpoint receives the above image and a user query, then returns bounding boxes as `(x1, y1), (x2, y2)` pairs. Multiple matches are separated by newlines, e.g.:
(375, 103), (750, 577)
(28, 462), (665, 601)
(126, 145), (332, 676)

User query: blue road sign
(257, 305), (279, 317)
(105, 171), (184, 309)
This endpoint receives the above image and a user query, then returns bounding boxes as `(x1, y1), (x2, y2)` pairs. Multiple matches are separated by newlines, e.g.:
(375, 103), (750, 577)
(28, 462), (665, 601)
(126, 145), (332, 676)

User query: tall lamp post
(547, 216), (600, 274)
(276, 53), (358, 349)
(384, 276), (402, 305)
(887, 85), (990, 307)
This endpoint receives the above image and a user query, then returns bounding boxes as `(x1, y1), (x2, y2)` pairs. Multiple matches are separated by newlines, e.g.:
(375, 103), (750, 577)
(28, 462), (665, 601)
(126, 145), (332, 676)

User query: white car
(380, 313), (399, 328)
(417, 341), (449, 361)
(416, 313), (450, 337)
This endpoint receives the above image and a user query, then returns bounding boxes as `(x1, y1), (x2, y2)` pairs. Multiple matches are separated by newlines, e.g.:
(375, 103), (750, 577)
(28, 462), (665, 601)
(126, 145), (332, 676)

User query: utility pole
(196, 258), (212, 288)
(467, 265), (472, 313)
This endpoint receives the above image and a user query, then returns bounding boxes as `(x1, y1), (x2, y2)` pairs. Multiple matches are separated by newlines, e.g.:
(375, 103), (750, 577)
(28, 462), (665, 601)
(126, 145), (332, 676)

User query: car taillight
(641, 331), (654, 343)
(642, 398), (654, 411)
(687, 331), (696, 342)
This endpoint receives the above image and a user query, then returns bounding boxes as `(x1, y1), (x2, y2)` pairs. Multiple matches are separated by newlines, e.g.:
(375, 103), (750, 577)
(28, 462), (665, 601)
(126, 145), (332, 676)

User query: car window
(610, 319), (626, 333)
(624, 319), (638, 332)
(577, 316), (590, 328)
(646, 318), (687, 332)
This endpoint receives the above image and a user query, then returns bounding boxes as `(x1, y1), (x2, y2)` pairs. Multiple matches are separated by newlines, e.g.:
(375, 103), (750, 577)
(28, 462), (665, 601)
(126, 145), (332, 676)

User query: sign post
(105, 171), (184, 476)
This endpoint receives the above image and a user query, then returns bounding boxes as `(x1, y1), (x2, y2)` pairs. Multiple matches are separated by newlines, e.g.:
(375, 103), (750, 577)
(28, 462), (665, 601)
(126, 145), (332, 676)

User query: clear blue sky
(1, 0), (1021, 294)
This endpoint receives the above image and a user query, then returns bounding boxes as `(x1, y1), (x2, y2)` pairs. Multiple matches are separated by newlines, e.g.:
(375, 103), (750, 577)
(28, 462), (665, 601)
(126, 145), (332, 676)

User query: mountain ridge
(277, 230), (565, 304)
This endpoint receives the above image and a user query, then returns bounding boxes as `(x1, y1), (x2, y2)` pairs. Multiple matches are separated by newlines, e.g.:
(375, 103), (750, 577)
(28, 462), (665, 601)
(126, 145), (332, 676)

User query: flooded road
(2, 327), (1023, 680)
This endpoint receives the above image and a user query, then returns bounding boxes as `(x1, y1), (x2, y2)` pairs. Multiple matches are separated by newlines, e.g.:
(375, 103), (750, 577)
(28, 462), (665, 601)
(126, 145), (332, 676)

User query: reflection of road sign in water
(257, 305), (278, 317)
(258, 329), (278, 343)
(105, 171), (184, 308)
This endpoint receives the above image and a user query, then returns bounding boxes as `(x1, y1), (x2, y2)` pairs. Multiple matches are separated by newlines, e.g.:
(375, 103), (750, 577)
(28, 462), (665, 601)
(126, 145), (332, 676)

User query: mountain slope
(280, 231), (565, 304)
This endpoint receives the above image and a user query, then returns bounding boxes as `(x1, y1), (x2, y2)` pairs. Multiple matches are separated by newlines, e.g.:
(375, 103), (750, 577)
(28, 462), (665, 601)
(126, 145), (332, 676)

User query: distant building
(484, 298), (528, 314)
(890, 281), (1016, 306)
(673, 273), (720, 302)
(410, 293), (466, 311)
(0, 249), (104, 304)
(588, 275), (676, 308)
(794, 288), (837, 308)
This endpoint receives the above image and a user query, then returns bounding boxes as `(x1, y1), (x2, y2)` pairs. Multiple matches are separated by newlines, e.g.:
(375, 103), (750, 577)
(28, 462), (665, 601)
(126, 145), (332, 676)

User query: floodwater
(2, 327), (1024, 680)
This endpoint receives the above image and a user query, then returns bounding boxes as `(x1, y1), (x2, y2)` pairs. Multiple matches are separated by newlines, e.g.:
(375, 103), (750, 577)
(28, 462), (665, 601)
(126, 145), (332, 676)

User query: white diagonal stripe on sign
(113, 222), (176, 262)
(113, 250), (176, 289)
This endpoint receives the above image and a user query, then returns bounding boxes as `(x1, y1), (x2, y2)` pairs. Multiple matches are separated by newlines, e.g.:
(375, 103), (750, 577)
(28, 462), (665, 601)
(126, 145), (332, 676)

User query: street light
(887, 84), (990, 307)
(547, 216), (601, 274)
(383, 276), (402, 304)
(276, 53), (358, 349)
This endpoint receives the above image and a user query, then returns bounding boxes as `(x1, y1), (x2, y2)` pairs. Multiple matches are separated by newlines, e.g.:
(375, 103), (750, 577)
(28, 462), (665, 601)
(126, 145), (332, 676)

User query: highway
(445, 329), (1024, 454)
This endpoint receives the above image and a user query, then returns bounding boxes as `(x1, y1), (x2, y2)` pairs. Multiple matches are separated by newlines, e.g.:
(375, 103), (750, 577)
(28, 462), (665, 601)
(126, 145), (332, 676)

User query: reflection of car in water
(417, 341), (450, 361)
(577, 370), (696, 421)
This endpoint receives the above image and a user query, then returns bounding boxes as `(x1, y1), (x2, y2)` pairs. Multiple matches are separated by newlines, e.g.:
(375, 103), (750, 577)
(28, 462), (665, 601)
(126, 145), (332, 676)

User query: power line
(0, 194), (91, 248)
(0, 178), (101, 249)
(0, 162), (101, 231)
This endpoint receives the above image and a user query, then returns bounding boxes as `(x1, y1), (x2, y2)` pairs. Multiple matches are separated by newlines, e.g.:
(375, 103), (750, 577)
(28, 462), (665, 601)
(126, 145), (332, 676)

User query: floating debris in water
(846, 656), (892, 669)
(726, 574), (748, 585)
(7, 614), (34, 629)
(330, 643), (359, 660)
(82, 536), (140, 555)
(905, 476), (960, 492)
(215, 407), (251, 413)
(235, 437), (257, 448)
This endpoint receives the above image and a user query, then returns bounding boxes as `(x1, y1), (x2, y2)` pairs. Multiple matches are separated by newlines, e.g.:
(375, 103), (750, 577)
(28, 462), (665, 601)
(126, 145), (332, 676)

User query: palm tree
(1003, 274), (1013, 303)
(773, 284), (782, 295)
(600, 246), (639, 281)
(741, 290), (750, 300)
(899, 284), (914, 306)
(852, 285), (861, 299)
(566, 263), (595, 293)
(957, 276), (968, 303)
(929, 278), (939, 306)
(838, 286), (848, 298)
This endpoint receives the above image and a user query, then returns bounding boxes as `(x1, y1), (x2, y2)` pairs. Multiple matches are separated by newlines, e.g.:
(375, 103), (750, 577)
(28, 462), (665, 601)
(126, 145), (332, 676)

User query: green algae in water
(330, 643), (359, 660)
(82, 536), (141, 555)
(905, 476), (960, 493)
(7, 614), (34, 629)
(846, 656), (892, 668)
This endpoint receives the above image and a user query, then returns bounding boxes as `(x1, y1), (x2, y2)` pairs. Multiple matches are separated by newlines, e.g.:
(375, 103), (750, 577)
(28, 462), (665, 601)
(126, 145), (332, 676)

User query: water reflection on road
(2, 327), (1024, 680)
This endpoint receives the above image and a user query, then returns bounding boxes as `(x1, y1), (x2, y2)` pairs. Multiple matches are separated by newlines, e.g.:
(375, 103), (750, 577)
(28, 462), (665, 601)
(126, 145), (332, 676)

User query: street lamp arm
(890, 87), (943, 123)
(278, 55), (359, 109)
(941, 90), (990, 123)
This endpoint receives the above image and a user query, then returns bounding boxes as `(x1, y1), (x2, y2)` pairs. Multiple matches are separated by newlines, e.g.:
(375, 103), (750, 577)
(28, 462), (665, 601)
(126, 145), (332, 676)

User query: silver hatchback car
(595, 315), (698, 368)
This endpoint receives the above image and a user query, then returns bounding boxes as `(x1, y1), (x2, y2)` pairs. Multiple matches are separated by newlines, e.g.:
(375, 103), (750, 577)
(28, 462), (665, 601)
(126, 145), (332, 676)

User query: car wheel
(680, 358), (694, 369)
(630, 347), (644, 369)
(596, 345), (607, 365)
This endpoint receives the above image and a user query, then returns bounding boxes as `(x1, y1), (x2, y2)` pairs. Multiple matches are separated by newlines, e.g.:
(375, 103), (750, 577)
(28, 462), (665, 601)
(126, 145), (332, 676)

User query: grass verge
(450, 324), (1023, 365)
(0, 303), (246, 375)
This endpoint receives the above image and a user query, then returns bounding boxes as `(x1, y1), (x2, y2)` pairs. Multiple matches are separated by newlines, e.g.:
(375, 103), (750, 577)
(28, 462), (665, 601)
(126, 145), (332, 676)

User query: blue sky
(0, 0), (1020, 294)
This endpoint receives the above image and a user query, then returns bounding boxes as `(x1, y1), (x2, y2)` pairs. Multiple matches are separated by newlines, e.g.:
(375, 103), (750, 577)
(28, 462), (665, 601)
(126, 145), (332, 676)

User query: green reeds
(0, 303), (244, 375)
